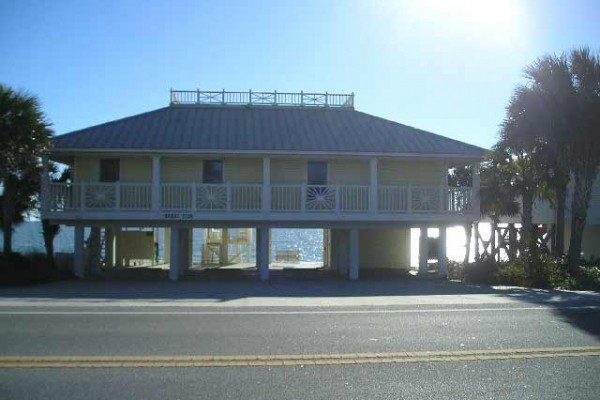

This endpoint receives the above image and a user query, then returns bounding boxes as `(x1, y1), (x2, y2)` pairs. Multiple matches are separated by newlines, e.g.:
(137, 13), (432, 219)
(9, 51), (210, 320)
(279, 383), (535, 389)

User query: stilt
(438, 226), (447, 278)
(104, 227), (115, 268)
(74, 224), (84, 278)
(418, 226), (428, 276)
(257, 227), (270, 281)
(178, 228), (192, 277)
(348, 229), (359, 280)
(169, 227), (181, 281)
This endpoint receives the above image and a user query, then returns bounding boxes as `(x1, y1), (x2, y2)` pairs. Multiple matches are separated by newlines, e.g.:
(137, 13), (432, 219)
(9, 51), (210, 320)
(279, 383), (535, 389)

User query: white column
(418, 226), (428, 275)
(164, 227), (171, 264)
(335, 229), (349, 276)
(257, 227), (270, 281)
(152, 156), (161, 212)
(74, 224), (85, 278)
(349, 229), (359, 280)
(41, 155), (50, 213)
(438, 226), (448, 278)
(472, 162), (481, 216)
(169, 227), (181, 281)
(369, 158), (378, 214)
(262, 157), (271, 214)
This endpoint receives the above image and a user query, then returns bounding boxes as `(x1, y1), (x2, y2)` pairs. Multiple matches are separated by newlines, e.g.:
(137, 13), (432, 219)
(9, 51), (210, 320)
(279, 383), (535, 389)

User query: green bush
(447, 261), (464, 281)
(0, 253), (60, 286)
(575, 266), (600, 291)
(464, 258), (498, 284)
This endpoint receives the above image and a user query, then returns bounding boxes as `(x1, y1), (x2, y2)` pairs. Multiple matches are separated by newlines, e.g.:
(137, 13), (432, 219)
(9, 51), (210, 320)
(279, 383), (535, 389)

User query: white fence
(47, 183), (474, 215)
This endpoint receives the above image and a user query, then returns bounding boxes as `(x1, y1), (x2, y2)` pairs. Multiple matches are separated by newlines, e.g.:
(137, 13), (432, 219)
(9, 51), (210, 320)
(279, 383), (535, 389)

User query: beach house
(41, 90), (486, 280)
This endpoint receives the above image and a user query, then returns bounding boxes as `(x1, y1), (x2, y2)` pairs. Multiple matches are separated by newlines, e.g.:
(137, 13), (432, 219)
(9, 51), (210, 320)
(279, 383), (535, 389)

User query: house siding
(271, 159), (306, 184)
(330, 159), (369, 185)
(224, 158), (262, 183)
(378, 160), (444, 185)
(160, 157), (203, 183)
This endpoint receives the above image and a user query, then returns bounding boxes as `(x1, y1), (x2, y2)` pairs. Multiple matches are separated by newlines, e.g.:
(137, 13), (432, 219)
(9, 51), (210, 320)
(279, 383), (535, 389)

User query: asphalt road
(1, 280), (599, 399)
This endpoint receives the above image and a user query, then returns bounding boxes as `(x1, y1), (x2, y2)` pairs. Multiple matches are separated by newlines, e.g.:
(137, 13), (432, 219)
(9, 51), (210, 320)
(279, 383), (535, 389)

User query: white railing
(170, 89), (354, 108)
(378, 185), (409, 212)
(339, 186), (369, 212)
(48, 183), (80, 211)
(47, 182), (475, 215)
(230, 184), (262, 211)
(447, 187), (472, 213)
(162, 184), (192, 210)
(120, 184), (152, 209)
(271, 185), (303, 211)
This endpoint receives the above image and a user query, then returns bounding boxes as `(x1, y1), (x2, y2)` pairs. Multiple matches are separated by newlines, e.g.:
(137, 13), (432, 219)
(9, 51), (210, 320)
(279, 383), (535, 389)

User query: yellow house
(41, 90), (485, 280)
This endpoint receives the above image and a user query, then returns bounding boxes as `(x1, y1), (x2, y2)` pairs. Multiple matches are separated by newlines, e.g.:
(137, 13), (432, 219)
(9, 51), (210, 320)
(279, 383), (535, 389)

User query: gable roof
(52, 105), (487, 158)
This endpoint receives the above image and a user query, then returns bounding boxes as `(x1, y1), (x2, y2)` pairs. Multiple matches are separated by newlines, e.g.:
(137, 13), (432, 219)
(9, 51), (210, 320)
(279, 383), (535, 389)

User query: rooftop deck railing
(170, 89), (355, 108)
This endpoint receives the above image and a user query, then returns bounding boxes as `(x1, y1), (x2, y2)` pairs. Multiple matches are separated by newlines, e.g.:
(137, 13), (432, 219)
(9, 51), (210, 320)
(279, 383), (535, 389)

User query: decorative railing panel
(195, 184), (227, 210)
(411, 186), (442, 212)
(84, 183), (116, 209)
(305, 185), (336, 211)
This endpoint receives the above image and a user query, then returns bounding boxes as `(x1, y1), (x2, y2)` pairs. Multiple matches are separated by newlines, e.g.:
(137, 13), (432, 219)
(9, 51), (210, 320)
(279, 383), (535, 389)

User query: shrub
(463, 258), (498, 284)
(575, 266), (600, 291)
(447, 261), (464, 281)
(0, 252), (60, 286)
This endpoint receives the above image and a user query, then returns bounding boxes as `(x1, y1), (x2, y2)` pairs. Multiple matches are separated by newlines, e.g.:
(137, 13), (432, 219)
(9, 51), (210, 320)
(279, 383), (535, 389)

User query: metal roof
(52, 105), (487, 158)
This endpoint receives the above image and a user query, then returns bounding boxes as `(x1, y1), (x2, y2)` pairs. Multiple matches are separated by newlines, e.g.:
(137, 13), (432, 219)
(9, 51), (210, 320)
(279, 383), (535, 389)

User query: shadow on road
(1, 267), (599, 338)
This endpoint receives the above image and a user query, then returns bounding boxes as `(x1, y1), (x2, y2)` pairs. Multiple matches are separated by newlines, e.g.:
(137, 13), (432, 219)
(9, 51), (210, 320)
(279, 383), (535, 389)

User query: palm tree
(0, 84), (52, 256)
(498, 86), (547, 252)
(522, 55), (575, 256)
(566, 48), (600, 272)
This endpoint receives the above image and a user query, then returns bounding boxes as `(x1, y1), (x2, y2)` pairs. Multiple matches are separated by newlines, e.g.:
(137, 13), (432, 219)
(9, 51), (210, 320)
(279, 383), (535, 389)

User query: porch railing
(47, 183), (474, 215)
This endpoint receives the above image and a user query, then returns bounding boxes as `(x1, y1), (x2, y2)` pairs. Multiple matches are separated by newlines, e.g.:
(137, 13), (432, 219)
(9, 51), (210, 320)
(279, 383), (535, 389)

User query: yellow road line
(1, 347), (598, 369)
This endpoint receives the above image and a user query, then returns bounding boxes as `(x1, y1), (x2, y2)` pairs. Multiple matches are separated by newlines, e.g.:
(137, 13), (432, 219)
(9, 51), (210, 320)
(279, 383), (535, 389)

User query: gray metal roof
(52, 105), (486, 157)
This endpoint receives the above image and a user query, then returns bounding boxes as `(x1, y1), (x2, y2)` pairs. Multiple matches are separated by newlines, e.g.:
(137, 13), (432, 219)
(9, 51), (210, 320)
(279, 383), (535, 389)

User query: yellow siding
(74, 156), (99, 181)
(330, 159), (369, 185)
(271, 159), (306, 184)
(121, 157), (152, 182)
(160, 157), (203, 183)
(224, 158), (262, 183)
(379, 160), (445, 185)
(359, 228), (411, 269)
(115, 230), (155, 267)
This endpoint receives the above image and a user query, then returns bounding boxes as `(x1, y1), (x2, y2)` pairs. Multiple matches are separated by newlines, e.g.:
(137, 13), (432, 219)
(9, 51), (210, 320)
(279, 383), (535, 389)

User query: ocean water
(0, 222), (324, 263)
(1, 221), (488, 266)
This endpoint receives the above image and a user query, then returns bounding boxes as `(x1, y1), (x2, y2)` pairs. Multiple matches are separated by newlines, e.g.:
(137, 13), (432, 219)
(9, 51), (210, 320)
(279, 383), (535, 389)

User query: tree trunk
(508, 223), (517, 261)
(463, 223), (472, 265)
(473, 222), (480, 262)
(1, 177), (18, 256)
(567, 171), (596, 273)
(553, 186), (567, 257)
(41, 219), (58, 268)
(521, 191), (534, 253)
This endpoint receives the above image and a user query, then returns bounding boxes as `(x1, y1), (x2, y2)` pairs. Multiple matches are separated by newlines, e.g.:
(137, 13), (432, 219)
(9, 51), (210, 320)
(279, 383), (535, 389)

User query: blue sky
(1, 0), (599, 149)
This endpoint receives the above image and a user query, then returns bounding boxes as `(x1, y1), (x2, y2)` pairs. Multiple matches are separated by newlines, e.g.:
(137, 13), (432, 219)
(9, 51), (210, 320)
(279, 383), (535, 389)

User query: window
(203, 160), (223, 184)
(99, 159), (120, 182)
(307, 161), (328, 185)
